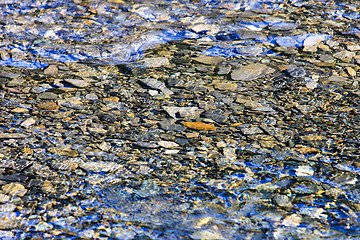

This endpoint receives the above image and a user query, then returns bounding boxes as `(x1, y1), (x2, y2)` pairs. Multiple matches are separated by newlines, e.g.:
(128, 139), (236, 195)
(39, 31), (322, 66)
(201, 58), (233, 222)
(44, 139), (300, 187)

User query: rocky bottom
(1, 0), (360, 239)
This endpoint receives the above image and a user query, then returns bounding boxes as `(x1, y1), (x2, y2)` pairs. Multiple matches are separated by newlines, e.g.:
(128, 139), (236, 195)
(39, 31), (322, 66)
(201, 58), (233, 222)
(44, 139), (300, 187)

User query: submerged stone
(231, 63), (275, 81)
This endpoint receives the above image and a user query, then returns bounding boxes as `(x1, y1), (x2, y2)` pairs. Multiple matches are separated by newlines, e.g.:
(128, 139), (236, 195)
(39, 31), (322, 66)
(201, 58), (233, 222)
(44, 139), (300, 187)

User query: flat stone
(231, 63), (275, 81)
(0, 133), (29, 139)
(244, 101), (275, 113)
(325, 74), (351, 86)
(141, 57), (169, 68)
(0, 194), (10, 203)
(202, 109), (228, 123)
(162, 106), (204, 119)
(37, 92), (58, 100)
(269, 22), (298, 31)
(43, 65), (58, 75)
(347, 45), (360, 51)
(11, 107), (29, 114)
(6, 78), (25, 87)
(139, 78), (173, 95)
(296, 105), (316, 114)
(212, 81), (238, 91)
(0, 73), (20, 79)
(1, 183), (27, 197)
(182, 121), (217, 131)
(217, 65), (231, 75)
(238, 125), (263, 135)
(0, 203), (16, 212)
(158, 141), (179, 149)
(64, 79), (90, 88)
(303, 34), (329, 47)
(192, 55), (225, 65)
(132, 141), (159, 149)
(37, 102), (59, 110)
(333, 50), (356, 63)
(58, 98), (85, 109)
(286, 67), (306, 78)
(159, 119), (186, 131)
(79, 161), (122, 172)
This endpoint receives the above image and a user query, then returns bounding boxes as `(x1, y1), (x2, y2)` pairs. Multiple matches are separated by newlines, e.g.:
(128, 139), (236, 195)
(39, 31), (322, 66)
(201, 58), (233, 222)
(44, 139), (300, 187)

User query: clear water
(1, 0), (360, 239)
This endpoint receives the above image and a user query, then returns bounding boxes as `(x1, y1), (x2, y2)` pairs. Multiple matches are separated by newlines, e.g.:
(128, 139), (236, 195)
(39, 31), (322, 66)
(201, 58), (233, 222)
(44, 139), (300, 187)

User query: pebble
(132, 141), (159, 149)
(202, 109), (228, 123)
(192, 55), (225, 65)
(333, 50), (356, 62)
(281, 214), (302, 227)
(181, 122), (217, 131)
(162, 106), (204, 119)
(20, 118), (36, 128)
(0, 1), (359, 239)
(141, 57), (169, 68)
(43, 65), (58, 75)
(238, 125), (263, 135)
(6, 78), (25, 87)
(303, 34), (329, 52)
(231, 63), (275, 81)
(295, 165), (314, 177)
(0, 203), (15, 212)
(38, 92), (58, 100)
(79, 161), (122, 173)
(37, 102), (59, 110)
(0, 133), (29, 139)
(269, 22), (298, 31)
(244, 101), (275, 113)
(139, 78), (174, 95)
(1, 183), (27, 197)
(286, 67), (306, 78)
(158, 141), (179, 149)
(212, 80), (237, 91)
(347, 45), (360, 51)
(64, 79), (90, 88)
(0, 194), (10, 203)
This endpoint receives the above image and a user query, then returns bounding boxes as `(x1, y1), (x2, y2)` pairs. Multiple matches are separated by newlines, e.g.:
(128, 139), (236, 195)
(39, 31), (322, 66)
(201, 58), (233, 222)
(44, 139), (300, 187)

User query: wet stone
(6, 78), (25, 87)
(43, 65), (58, 75)
(1, 183), (27, 197)
(238, 125), (263, 135)
(0, 1), (360, 238)
(0, 133), (29, 139)
(217, 65), (231, 75)
(192, 55), (225, 65)
(64, 79), (90, 88)
(202, 109), (228, 123)
(286, 67), (306, 78)
(37, 92), (58, 100)
(98, 113), (116, 123)
(132, 141), (159, 149)
(274, 194), (292, 208)
(139, 78), (173, 95)
(163, 106), (204, 119)
(158, 140), (179, 149)
(269, 22), (298, 31)
(158, 119), (185, 132)
(0, 194), (10, 204)
(0, 203), (16, 212)
(0, 174), (27, 182)
(140, 57), (169, 68)
(182, 121), (217, 131)
(231, 63), (275, 81)
(212, 80), (237, 91)
(79, 161), (122, 173)
(333, 50), (356, 63)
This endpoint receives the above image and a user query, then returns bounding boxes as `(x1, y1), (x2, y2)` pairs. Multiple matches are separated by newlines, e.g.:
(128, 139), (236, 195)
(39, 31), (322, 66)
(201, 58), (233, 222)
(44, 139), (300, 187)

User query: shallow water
(1, 0), (360, 239)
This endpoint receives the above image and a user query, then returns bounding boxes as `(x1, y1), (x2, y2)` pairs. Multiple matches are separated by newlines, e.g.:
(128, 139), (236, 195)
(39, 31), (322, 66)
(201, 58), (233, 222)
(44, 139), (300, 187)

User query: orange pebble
(37, 102), (59, 110)
(182, 122), (217, 131)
